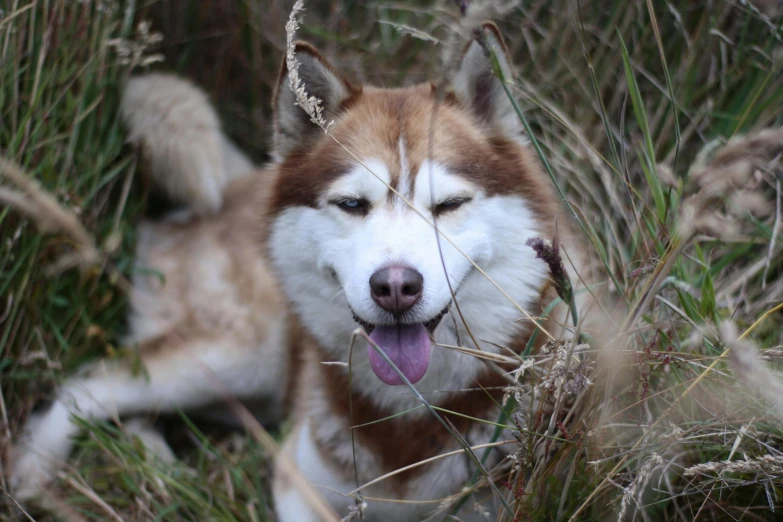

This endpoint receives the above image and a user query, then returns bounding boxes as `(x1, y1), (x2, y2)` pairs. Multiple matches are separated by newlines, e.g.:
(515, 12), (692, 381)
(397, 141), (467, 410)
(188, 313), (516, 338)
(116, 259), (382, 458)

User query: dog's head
(267, 24), (558, 390)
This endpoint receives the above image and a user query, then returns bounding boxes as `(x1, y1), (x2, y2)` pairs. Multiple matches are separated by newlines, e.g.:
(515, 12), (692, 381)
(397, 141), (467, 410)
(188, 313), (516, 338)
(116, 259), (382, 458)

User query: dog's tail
(120, 73), (253, 215)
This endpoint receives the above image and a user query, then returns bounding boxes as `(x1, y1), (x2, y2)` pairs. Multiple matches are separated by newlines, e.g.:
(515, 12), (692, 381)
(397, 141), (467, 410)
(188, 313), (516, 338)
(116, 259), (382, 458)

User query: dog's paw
(8, 409), (69, 502)
(123, 418), (176, 464)
(8, 445), (57, 501)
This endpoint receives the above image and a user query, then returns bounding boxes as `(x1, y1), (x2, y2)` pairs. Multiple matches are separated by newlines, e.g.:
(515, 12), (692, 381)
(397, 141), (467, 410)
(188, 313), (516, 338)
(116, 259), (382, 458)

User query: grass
(1, 0), (783, 520)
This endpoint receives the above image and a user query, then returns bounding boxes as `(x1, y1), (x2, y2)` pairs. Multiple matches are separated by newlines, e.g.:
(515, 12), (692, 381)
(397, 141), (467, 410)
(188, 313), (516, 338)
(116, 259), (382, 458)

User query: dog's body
(11, 24), (588, 521)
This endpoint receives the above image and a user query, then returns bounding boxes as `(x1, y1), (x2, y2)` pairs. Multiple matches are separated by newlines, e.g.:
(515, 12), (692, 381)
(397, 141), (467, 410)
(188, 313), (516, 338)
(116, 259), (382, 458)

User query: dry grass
(1, 0), (782, 521)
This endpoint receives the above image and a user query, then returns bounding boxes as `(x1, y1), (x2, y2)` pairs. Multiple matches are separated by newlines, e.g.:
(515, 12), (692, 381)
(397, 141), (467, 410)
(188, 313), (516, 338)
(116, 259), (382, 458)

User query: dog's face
(267, 25), (557, 391)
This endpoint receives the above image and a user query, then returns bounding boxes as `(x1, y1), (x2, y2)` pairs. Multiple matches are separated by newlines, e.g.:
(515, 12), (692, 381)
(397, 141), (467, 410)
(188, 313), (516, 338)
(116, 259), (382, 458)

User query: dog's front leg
(9, 334), (280, 501)
(273, 420), (356, 522)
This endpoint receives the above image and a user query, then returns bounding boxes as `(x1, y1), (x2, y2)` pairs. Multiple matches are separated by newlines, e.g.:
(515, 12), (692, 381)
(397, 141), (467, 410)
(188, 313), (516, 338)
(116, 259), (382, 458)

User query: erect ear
(452, 22), (522, 139)
(273, 42), (357, 159)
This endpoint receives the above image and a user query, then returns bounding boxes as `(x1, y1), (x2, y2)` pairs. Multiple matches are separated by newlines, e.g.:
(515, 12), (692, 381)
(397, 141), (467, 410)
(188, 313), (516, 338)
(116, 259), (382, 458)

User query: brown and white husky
(10, 23), (587, 521)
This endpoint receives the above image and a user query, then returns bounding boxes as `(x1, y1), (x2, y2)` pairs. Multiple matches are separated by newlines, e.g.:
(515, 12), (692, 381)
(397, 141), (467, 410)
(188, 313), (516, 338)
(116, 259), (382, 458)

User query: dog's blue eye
(331, 198), (370, 216)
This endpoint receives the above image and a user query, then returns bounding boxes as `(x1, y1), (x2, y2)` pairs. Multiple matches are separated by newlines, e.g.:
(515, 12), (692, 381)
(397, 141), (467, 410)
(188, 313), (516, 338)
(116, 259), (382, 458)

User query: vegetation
(1, 0), (782, 520)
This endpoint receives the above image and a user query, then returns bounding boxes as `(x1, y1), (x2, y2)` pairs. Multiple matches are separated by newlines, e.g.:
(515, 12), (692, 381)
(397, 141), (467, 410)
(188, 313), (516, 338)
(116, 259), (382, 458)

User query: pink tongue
(367, 323), (432, 385)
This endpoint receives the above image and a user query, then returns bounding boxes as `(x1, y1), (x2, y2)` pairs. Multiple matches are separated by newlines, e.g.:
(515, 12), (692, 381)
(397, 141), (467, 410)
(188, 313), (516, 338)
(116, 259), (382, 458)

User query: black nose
(369, 265), (423, 316)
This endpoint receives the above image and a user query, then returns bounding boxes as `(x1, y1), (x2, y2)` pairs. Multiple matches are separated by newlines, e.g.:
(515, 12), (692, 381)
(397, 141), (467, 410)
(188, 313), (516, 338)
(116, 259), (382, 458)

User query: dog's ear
(452, 23), (522, 139)
(273, 42), (356, 159)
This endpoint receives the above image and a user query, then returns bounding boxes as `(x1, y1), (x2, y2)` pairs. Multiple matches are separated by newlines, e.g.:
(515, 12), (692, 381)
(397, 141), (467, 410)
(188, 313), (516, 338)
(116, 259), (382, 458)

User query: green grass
(2, 0), (783, 521)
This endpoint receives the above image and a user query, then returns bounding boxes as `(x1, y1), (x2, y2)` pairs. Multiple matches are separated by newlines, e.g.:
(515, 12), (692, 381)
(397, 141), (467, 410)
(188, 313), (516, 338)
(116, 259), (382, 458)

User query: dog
(10, 23), (588, 521)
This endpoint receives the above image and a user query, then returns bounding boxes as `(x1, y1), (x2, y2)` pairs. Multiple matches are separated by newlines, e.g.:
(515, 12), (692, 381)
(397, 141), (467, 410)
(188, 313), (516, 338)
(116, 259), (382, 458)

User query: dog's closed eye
(432, 196), (472, 217)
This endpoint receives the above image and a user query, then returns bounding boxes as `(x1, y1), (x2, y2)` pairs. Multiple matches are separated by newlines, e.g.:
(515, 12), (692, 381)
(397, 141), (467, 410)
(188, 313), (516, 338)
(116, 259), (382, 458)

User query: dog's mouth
(351, 305), (449, 336)
(351, 304), (450, 386)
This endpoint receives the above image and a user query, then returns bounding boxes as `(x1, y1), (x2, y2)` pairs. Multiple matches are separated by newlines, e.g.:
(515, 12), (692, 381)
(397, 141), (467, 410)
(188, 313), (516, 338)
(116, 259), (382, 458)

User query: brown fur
(271, 84), (560, 227)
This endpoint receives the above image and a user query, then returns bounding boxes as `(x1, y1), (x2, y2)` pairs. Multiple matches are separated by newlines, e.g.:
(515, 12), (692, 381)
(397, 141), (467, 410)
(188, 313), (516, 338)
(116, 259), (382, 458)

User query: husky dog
(10, 23), (587, 521)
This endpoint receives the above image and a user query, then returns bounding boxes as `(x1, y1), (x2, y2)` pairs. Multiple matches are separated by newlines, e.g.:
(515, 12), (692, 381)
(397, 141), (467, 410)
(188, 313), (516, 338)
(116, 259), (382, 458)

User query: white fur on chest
(279, 414), (503, 522)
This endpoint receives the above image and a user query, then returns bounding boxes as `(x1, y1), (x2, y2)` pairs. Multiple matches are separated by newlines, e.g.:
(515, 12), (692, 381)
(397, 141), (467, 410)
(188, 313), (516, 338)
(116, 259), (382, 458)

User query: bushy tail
(120, 73), (253, 215)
